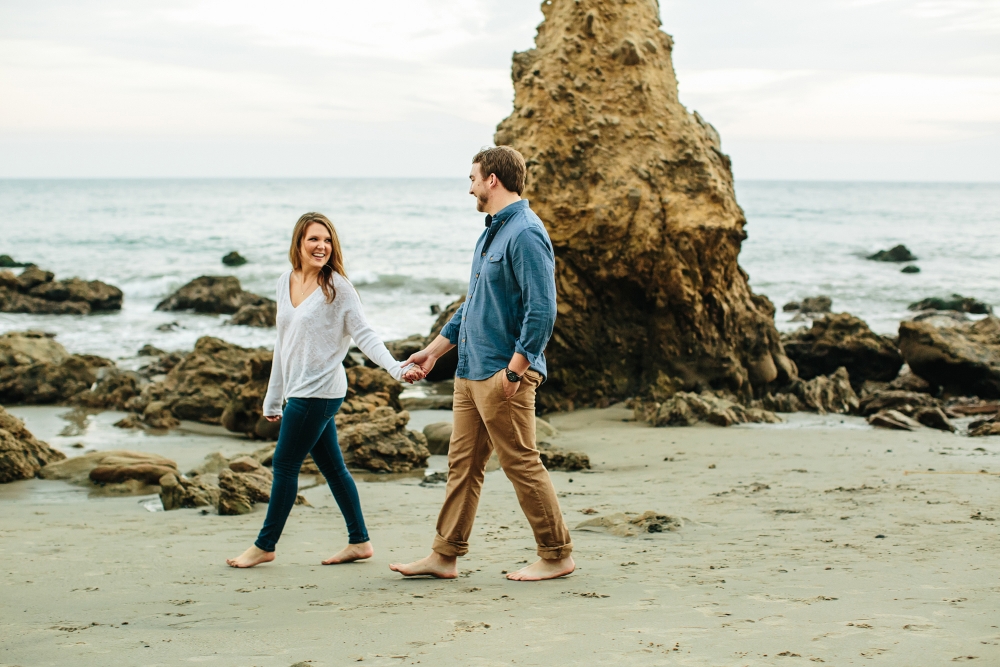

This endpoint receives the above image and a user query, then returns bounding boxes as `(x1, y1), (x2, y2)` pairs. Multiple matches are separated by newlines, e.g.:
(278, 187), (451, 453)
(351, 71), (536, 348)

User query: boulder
(155, 276), (272, 315)
(425, 297), (465, 382)
(636, 392), (782, 428)
(0, 332), (114, 405)
(217, 467), (273, 515)
(908, 294), (992, 315)
(782, 314), (903, 388)
(868, 410), (922, 431)
(73, 366), (142, 411)
(867, 245), (917, 262)
(970, 417), (1000, 437)
(760, 392), (803, 413)
(158, 472), (221, 510)
(39, 450), (177, 489)
(222, 251), (247, 267)
(858, 390), (941, 417)
(227, 302), (276, 327)
(787, 367), (859, 415)
(422, 422), (453, 455)
(0, 254), (30, 268)
(537, 442), (590, 471)
(901, 265), (920, 274)
(380, 334), (427, 367)
(898, 316), (1000, 398)
(493, 0), (790, 410)
(0, 406), (66, 483)
(339, 407), (430, 473)
(783, 296), (832, 314)
(913, 407), (955, 432)
(0, 267), (122, 314)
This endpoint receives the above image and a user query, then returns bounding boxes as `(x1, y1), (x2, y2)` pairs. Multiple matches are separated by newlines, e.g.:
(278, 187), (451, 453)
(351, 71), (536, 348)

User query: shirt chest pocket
(484, 253), (505, 283)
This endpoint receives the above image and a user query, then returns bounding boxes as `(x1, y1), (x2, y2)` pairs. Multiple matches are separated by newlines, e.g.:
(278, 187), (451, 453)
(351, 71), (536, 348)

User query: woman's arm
(342, 289), (407, 381)
(262, 331), (285, 418)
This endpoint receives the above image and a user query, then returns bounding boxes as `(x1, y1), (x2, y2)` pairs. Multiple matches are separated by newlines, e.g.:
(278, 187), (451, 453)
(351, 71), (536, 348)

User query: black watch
(505, 368), (523, 383)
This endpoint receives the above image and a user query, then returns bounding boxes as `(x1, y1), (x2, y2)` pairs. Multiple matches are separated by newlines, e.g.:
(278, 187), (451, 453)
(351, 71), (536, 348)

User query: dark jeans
(255, 397), (369, 552)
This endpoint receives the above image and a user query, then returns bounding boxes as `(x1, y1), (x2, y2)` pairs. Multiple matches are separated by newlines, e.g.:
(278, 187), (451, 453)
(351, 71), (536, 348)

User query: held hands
(401, 363), (426, 384)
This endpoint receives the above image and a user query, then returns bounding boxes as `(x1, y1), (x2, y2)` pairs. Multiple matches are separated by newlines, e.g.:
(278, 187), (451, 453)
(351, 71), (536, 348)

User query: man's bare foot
(389, 552), (458, 579)
(226, 545), (275, 568)
(505, 556), (575, 581)
(322, 541), (374, 565)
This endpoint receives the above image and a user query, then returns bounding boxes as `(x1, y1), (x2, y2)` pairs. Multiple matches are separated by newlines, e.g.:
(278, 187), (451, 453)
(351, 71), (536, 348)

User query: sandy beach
(2, 405), (997, 666)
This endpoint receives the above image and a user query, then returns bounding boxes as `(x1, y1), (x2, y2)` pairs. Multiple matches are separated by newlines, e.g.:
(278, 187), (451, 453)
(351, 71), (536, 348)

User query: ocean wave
(353, 273), (467, 296)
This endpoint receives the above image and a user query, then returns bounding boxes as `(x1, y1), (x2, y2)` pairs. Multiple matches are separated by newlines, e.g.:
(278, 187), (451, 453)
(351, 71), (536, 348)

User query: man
(389, 146), (574, 582)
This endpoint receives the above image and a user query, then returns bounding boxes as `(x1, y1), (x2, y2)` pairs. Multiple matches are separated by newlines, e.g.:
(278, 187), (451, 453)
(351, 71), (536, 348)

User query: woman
(227, 212), (423, 568)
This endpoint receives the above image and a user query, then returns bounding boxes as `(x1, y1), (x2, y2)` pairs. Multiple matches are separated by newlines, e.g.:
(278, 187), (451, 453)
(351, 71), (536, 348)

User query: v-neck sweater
(262, 270), (404, 417)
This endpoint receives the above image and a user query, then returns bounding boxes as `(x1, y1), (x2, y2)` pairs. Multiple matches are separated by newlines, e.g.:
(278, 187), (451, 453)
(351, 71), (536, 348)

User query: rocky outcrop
(0, 331), (115, 405)
(0, 406), (66, 483)
(73, 366), (142, 411)
(898, 316), (1000, 398)
(227, 302), (276, 327)
(39, 450), (177, 492)
(492, 0), (790, 410)
(908, 294), (992, 315)
(859, 390), (955, 432)
(782, 314), (903, 389)
(0, 266), (123, 314)
(159, 453), (310, 514)
(786, 367), (859, 415)
(0, 255), (30, 268)
(636, 392), (781, 427)
(867, 245), (916, 262)
(339, 407), (430, 473)
(222, 251), (247, 267)
(156, 276), (271, 315)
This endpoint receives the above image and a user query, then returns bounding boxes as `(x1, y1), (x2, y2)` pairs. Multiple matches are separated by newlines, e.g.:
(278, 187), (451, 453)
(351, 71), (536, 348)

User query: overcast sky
(2, 0), (998, 180)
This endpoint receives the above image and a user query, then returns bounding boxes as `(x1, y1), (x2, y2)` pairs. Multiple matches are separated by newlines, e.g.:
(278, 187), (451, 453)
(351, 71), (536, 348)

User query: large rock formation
(338, 407), (430, 473)
(493, 0), (791, 409)
(782, 314), (903, 389)
(899, 316), (1000, 399)
(0, 266), (123, 314)
(0, 406), (66, 483)
(0, 331), (115, 405)
(156, 276), (272, 315)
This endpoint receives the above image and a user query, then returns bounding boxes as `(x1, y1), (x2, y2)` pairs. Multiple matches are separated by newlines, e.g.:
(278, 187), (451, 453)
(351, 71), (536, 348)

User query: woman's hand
(264, 415), (281, 423)
(402, 364), (426, 383)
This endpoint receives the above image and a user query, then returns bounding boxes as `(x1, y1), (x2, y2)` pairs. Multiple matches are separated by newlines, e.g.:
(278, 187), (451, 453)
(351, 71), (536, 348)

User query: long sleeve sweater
(262, 270), (404, 417)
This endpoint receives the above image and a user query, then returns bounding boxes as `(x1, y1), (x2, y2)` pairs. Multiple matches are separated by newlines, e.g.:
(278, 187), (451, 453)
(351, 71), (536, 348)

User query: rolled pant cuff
(432, 534), (469, 558)
(537, 543), (573, 560)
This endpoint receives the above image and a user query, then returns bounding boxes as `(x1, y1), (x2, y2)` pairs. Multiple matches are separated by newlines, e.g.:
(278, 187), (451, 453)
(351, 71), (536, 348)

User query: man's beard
(476, 192), (489, 212)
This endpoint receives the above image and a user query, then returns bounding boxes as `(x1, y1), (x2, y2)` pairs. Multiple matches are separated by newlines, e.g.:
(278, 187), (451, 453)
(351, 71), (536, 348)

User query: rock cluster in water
(493, 0), (791, 410)
(156, 276), (275, 327)
(0, 266), (122, 314)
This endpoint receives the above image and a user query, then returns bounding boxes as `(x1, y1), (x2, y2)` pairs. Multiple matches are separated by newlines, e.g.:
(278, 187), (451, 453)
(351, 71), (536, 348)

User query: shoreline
(2, 405), (998, 665)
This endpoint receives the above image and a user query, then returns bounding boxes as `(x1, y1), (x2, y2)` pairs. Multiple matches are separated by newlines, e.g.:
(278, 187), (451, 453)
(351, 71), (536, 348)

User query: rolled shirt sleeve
(510, 225), (557, 368)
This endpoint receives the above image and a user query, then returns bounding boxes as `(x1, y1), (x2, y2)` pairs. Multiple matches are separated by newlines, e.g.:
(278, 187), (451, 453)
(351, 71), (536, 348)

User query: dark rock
(138, 344), (166, 357)
(158, 472), (220, 510)
(912, 310), (969, 326)
(969, 417), (1000, 437)
(425, 296), (465, 382)
(782, 314), (903, 389)
(339, 407), (430, 473)
(73, 366), (142, 411)
(0, 405), (66, 483)
(868, 410), (921, 431)
(0, 332), (113, 405)
(113, 414), (145, 430)
(760, 392), (803, 413)
(537, 442), (590, 471)
(913, 407), (955, 432)
(16, 266), (53, 290)
(636, 392), (781, 427)
(155, 276), (272, 315)
(908, 294), (992, 315)
(0, 267), (122, 314)
(886, 366), (933, 394)
(867, 245), (917, 262)
(787, 367), (859, 415)
(901, 265), (920, 274)
(228, 302), (276, 327)
(222, 251), (247, 267)
(784, 296), (832, 314)
(0, 254), (30, 268)
(858, 390), (940, 417)
(782, 301), (801, 312)
(422, 422), (453, 455)
(898, 316), (1000, 398)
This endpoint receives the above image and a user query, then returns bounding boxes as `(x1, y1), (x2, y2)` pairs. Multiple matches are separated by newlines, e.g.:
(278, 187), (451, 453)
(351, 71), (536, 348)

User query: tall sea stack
(495, 0), (793, 410)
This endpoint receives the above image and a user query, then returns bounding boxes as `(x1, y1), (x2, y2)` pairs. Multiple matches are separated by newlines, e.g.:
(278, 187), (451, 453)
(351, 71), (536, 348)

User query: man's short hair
(472, 146), (527, 195)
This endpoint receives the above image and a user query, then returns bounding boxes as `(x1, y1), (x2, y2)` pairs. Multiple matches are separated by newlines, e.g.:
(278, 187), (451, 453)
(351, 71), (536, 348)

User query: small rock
(867, 244), (917, 262)
(908, 294), (992, 315)
(422, 422), (453, 455)
(537, 443), (590, 471)
(221, 251), (247, 267)
(901, 265), (920, 274)
(420, 471), (448, 486)
(138, 344), (166, 357)
(868, 409), (922, 431)
(228, 302), (276, 328)
(576, 511), (682, 537)
(913, 407), (955, 432)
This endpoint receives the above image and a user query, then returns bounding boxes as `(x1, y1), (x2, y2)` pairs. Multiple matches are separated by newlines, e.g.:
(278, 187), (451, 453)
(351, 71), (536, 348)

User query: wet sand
(1, 406), (998, 666)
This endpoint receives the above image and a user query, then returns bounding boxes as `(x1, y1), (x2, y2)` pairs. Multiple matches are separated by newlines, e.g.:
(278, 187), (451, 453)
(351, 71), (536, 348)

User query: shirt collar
(484, 199), (529, 228)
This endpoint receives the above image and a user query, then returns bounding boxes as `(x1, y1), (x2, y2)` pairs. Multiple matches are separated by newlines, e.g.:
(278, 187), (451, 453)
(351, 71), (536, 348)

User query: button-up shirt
(440, 199), (557, 381)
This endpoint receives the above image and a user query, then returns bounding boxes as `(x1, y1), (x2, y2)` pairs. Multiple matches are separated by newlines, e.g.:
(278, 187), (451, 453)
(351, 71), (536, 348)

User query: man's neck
(487, 193), (522, 217)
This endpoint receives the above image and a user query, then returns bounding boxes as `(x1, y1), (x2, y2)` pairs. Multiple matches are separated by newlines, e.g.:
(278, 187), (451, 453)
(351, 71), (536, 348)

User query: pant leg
(255, 397), (333, 552)
(473, 370), (573, 560)
(307, 398), (370, 544)
(432, 377), (494, 557)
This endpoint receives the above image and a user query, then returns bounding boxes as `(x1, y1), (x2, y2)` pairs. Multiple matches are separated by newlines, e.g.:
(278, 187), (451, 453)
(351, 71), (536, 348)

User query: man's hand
(404, 348), (438, 375)
(264, 415), (281, 423)
(401, 364), (426, 383)
(501, 373), (521, 399)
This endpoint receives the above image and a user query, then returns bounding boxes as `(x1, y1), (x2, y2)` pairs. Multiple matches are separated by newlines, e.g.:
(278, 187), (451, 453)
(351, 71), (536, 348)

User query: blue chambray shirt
(440, 199), (557, 381)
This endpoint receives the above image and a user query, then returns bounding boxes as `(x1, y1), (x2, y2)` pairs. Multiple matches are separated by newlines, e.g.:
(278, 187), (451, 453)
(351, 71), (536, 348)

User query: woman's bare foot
(226, 545), (275, 568)
(389, 552), (458, 579)
(322, 541), (374, 565)
(505, 556), (575, 581)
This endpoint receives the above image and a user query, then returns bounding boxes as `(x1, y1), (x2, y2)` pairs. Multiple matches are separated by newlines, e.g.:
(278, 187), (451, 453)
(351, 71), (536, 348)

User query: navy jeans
(255, 397), (369, 552)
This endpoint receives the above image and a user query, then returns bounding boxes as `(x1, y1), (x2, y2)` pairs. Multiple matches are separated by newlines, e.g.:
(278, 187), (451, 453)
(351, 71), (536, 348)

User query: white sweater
(262, 270), (404, 417)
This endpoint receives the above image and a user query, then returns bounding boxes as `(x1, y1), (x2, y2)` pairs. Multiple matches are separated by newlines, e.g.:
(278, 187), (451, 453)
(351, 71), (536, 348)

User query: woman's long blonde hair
(289, 212), (347, 303)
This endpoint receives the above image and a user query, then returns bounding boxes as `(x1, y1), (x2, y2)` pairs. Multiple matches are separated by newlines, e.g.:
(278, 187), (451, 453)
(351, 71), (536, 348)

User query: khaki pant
(432, 369), (573, 560)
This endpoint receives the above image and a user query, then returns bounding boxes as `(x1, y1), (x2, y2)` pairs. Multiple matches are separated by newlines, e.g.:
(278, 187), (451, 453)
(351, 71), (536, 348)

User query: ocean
(1, 179), (998, 362)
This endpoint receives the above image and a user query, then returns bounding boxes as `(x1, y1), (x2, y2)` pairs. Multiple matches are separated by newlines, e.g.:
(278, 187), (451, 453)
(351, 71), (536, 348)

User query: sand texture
(1, 407), (998, 666)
